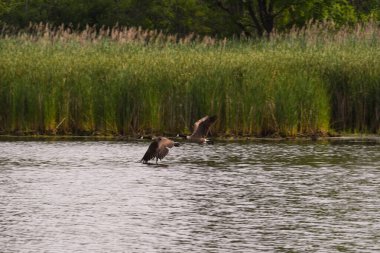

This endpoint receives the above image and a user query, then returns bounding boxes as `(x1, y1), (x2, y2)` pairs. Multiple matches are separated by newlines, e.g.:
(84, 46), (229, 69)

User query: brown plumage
(190, 115), (217, 138)
(178, 115), (217, 144)
(141, 137), (180, 164)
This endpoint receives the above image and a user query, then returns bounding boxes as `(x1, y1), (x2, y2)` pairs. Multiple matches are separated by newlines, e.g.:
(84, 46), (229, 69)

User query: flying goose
(140, 137), (180, 164)
(178, 115), (217, 144)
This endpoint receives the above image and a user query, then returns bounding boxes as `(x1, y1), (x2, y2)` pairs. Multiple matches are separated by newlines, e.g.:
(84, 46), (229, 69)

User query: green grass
(0, 23), (379, 137)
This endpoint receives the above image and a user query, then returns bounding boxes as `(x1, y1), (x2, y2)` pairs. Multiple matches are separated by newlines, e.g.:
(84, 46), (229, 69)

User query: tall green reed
(0, 22), (379, 136)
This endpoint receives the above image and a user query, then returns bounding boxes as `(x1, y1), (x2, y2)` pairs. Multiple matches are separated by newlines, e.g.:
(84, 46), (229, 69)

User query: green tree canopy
(0, 0), (378, 37)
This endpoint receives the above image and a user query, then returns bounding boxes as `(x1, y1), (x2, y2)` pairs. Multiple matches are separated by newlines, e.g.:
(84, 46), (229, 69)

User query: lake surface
(0, 139), (379, 252)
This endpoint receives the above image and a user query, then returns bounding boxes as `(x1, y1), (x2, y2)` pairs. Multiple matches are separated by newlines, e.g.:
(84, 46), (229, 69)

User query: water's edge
(0, 134), (379, 143)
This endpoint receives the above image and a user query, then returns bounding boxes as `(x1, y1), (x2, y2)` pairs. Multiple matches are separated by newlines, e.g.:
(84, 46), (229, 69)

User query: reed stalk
(0, 22), (379, 136)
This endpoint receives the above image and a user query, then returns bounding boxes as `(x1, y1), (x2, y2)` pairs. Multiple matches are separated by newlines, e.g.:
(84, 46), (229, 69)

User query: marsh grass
(0, 22), (379, 136)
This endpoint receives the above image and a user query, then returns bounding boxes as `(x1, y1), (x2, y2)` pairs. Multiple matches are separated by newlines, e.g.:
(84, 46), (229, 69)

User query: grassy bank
(0, 23), (379, 137)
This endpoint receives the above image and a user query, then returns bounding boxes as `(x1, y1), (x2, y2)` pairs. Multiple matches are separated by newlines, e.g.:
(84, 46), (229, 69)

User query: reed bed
(0, 23), (379, 137)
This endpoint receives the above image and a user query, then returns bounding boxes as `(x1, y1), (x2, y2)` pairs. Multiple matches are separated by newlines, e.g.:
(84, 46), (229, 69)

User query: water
(0, 139), (379, 252)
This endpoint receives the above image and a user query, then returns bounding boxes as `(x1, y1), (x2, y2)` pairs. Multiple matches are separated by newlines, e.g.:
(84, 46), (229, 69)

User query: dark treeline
(0, 0), (379, 37)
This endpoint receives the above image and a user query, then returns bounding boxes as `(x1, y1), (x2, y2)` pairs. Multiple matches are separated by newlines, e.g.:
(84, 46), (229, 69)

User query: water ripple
(0, 140), (379, 252)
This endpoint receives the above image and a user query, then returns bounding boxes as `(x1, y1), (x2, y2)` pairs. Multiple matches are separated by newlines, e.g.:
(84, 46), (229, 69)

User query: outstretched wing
(157, 147), (169, 160)
(141, 140), (159, 163)
(190, 115), (217, 138)
(156, 137), (174, 160)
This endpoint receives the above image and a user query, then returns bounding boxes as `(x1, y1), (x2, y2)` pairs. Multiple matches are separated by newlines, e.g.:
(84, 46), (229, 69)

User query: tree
(0, 0), (379, 37)
(349, 0), (380, 20)
(284, 0), (357, 28)
(206, 0), (368, 37)
(119, 0), (212, 36)
(0, 0), (24, 25)
(206, 0), (307, 37)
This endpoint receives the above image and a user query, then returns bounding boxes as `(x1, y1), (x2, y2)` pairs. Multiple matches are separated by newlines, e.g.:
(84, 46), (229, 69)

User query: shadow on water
(0, 138), (379, 252)
(141, 162), (170, 168)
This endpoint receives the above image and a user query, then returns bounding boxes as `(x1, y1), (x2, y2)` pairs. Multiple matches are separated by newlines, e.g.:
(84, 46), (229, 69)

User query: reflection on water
(0, 140), (379, 252)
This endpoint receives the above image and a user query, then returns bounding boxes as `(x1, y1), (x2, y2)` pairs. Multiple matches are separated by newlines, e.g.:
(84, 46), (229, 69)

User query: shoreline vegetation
(1, 134), (379, 144)
(0, 22), (379, 138)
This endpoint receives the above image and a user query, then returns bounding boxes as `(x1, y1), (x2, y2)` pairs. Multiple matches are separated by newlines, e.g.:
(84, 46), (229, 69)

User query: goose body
(141, 137), (180, 164)
(179, 115), (217, 144)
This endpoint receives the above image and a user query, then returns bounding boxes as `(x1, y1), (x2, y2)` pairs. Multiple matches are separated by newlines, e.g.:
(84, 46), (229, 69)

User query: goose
(140, 137), (180, 164)
(178, 115), (217, 144)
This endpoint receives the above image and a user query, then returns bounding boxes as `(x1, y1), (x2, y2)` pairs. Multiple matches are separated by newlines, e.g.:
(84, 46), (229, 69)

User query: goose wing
(190, 115), (217, 138)
(157, 137), (174, 160)
(141, 140), (159, 162)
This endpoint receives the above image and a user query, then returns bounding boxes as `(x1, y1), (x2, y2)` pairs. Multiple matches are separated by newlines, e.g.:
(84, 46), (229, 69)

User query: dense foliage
(0, 1), (379, 137)
(0, 23), (379, 136)
(0, 0), (379, 37)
